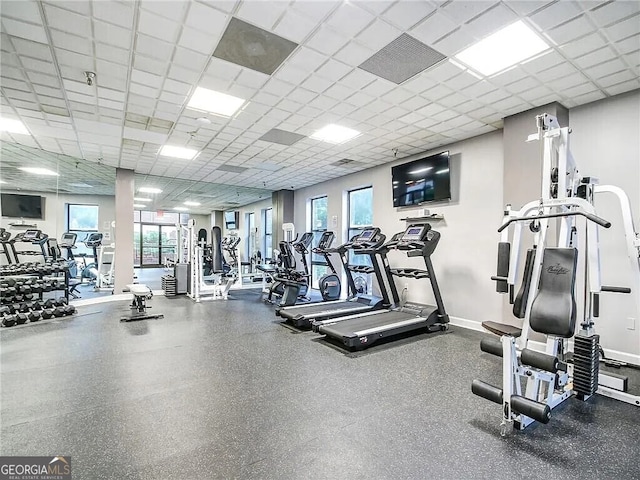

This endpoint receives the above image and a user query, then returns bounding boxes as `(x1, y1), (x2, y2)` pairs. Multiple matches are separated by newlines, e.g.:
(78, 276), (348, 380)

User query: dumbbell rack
(0, 261), (76, 328)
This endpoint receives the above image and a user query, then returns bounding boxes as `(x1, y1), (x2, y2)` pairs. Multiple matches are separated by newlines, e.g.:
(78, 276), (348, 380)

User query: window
(348, 187), (373, 293)
(310, 196), (328, 288)
(133, 210), (189, 267)
(67, 204), (99, 256)
(263, 208), (273, 260)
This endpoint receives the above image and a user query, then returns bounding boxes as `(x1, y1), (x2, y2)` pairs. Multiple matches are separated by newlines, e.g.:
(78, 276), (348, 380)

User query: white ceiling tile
(315, 58), (352, 82)
(94, 42), (129, 65)
(261, 78), (296, 97)
(326, 3), (375, 37)
(98, 98), (125, 111)
(339, 69), (374, 90)
(505, 1), (554, 17)
(2, 18), (48, 43)
(20, 56), (58, 76)
(50, 30), (92, 55)
(291, 0), (340, 22)
(285, 46), (328, 72)
(178, 26), (219, 56)
(172, 47), (209, 72)
(44, 4), (91, 38)
(547, 72), (590, 90)
(381, 87), (414, 105)
(184, 2), (229, 34)
(433, 27), (476, 56)
(274, 8), (319, 43)
(546, 14), (595, 45)
(1, 0), (42, 24)
(558, 32), (608, 59)
(163, 79), (192, 96)
(135, 34), (174, 61)
(334, 41), (376, 67)
(306, 26), (350, 55)
(26, 71), (60, 88)
(465, 4), (518, 39)
(589, 1), (640, 27)
(301, 75), (333, 94)
(140, 0), (188, 21)
(561, 82), (599, 98)
(93, 20), (132, 49)
(584, 57), (628, 78)
(604, 78), (640, 95)
(530, 1), (584, 30)
(574, 46), (618, 69)
(129, 82), (160, 99)
(539, 62), (581, 81)
(95, 59), (128, 80)
(97, 87), (125, 102)
(11, 37), (52, 61)
(441, 1), (498, 24)
(138, 9), (181, 43)
(235, 69), (269, 89)
(615, 33), (640, 54)
(92, 1), (134, 28)
(605, 13), (640, 41)
(382, 1), (436, 30)
(236, 1), (288, 31)
(54, 49), (93, 71)
(285, 87), (317, 104)
(66, 90), (95, 105)
(273, 62), (310, 84)
(95, 74), (127, 92)
(356, 19), (402, 52)
(570, 89), (606, 104)
(410, 11), (458, 45)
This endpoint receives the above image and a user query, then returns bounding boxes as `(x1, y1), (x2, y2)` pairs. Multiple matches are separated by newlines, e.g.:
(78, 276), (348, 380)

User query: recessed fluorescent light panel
(68, 183), (94, 188)
(133, 204), (147, 208)
(0, 118), (29, 135)
(18, 167), (58, 176)
(174, 207), (188, 211)
(159, 145), (199, 160)
(187, 87), (245, 117)
(454, 20), (549, 76)
(139, 187), (162, 194)
(134, 197), (152, 202)
(184, 201), (201, 206)
(311, 124), (360, 144)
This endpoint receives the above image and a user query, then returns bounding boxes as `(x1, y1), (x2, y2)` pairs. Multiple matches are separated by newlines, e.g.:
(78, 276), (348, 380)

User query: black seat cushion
(530, 248), (578, 338)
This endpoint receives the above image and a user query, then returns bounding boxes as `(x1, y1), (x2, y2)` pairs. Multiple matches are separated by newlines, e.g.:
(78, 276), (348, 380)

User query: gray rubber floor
(1, 292), (639, 479)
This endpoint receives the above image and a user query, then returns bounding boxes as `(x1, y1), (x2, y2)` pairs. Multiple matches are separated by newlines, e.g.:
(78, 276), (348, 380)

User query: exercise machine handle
(601, 285), (632, 294)
(498, 210), (611, 232)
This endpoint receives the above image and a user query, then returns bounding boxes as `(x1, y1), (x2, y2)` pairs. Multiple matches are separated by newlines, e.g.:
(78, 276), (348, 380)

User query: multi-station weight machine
(473, 113), (640, 435)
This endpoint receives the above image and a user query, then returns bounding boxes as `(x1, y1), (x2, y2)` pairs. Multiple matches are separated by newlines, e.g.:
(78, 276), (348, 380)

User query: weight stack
(573, 333), (600, 396)
(161, 275), (177, 297)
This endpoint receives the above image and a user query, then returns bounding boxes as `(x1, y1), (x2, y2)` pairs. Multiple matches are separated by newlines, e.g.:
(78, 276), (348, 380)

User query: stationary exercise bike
(80, 232), (103, 282)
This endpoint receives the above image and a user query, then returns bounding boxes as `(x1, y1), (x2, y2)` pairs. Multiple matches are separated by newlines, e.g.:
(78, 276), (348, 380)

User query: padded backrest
(530, 248), (578, 338)
(279, 241), (296, 270)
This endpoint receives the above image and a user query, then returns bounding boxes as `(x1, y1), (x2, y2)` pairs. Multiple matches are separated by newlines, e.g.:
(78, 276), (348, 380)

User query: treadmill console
(401, 225), (430, 242)
(397, 224), (440, 256)
(315, 231), (335, 250)
(23, 229), (43, 241)
(353, 228), (382, 247)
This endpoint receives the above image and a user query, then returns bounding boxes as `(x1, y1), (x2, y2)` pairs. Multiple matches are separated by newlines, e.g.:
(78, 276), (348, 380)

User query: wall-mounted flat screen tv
(224, 211), (239, 230)
(1, 193), (45, 219)
(392, 151), (450, 207)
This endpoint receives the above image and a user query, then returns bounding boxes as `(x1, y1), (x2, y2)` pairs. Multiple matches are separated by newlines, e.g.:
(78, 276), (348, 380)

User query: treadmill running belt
(278, 301), (373, 320)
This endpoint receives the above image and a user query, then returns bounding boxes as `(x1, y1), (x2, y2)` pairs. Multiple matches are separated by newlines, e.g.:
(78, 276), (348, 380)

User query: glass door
(133, 223), (141, 267)
(141, 224), (160, 266)
(160, 225), (177, 266)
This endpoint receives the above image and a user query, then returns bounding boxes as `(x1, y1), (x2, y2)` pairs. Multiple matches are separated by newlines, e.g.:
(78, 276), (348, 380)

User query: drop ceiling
(0, 0), (638, 210)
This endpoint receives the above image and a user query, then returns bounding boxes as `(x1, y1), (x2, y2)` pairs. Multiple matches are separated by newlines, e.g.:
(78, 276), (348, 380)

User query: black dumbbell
(44, 299), (56, 308)
(2, 296), (14, 304)
(41, 309), (55, 319)
(18, 303), (30, 313)
(24, 293), (34, 301)
(0, 306), (9, 316)
(53, 307), (65, 317)
(2, 314), (17, 327)
(56, 298), (68, 306)
(28, 311), (41, 322)
(14, 294), (24, 303)
(6, 278), (16, 287)
(15, 313), (28, 324)
(63, 305), (76, 315)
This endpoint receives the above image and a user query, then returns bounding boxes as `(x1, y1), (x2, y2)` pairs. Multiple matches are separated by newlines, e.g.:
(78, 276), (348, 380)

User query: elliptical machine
(80, 232), (103, 282)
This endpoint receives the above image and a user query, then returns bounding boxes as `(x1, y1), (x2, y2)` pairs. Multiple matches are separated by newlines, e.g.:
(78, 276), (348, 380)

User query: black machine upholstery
(529, 248), (578, 338)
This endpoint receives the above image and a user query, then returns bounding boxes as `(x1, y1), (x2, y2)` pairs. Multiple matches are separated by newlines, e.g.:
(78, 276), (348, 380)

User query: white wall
(294, 130), (505, 328)
(569, 90), (640, 358)
(1, 190), (115, 241)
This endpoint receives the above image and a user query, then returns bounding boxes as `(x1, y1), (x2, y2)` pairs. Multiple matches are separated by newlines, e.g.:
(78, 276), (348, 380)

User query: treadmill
(312, 224), (449, 350)
(276, 227), (396, 328)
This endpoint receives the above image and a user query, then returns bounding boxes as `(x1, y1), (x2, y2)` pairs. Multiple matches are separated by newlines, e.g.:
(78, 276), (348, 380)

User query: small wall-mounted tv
(392, 151), (451, 207)
(224, 211), (239, 230)
(1, 193), (45, 219)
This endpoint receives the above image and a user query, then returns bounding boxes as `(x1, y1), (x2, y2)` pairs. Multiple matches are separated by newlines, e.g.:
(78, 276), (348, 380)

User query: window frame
(263, 208), (273, 261)
(66, 204), (99, 257)
(347, 186), (374, 293)
(310, 196), (328, 287)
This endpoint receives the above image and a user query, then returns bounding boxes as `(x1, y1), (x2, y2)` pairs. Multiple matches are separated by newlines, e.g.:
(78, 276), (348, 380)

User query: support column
(211, 210), (224, 230)
(271, 189), (294, 244)
(114, 168), (134, 292)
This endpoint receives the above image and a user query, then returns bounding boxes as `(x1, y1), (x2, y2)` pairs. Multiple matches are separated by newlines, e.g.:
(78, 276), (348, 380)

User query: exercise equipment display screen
(360, 230), (374, 240)
(402, 226), (426, 241)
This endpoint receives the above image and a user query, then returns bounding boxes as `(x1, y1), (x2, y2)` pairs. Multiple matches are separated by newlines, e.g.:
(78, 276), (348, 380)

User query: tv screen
(1, 193), (44, 219)
(224, 211), (238, 230)
(392, 151), (450, 207)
